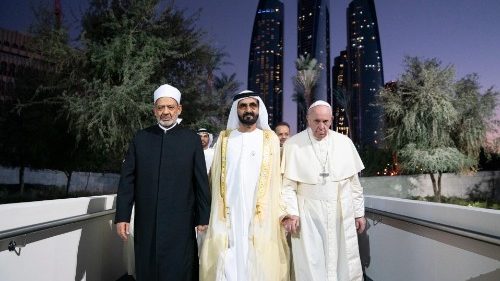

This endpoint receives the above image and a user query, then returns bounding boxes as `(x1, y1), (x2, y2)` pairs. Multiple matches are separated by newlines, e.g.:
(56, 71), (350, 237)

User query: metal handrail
(0, 209), (116, 251)
(365, 207), (500, 246)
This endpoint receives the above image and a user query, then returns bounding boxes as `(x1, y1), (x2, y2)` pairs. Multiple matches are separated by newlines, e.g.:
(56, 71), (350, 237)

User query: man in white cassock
(198, 128), (215, 173)
(200, 90), (290, 281)
(281, 100), (366, 281)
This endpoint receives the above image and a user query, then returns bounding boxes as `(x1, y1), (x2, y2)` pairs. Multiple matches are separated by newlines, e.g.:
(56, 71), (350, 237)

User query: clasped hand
(196, 225), (208, 233)
(281, 215), (300, 234)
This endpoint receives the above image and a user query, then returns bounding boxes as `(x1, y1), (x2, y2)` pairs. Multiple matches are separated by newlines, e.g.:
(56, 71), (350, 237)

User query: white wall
(0, 166), (120, 194)
(3, 166), (498, 199)
(4, 166), (498, 199)
(361, 171), (500, 199)
(362, 196), (500, 281)
(0, 195), (126, 281)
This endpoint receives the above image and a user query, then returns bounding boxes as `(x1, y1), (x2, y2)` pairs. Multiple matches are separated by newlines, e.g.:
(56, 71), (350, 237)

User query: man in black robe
(115, 84), (211, 281)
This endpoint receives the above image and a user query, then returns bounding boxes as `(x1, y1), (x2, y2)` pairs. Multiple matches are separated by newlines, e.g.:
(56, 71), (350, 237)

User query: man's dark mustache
(238, 112), (259, 125)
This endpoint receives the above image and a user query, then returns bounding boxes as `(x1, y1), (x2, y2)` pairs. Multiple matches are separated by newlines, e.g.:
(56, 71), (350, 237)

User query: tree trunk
(429, 173), (441, 202)
(345, 113), (353, 140)
(19, 165), (25, 195)
(305, 89), (311, 107)
(344, 91), (353, 140)
(437, 172), (443, 202)
(85, 172), (91, 191)
(64, 171), (72, 197)
(392, 153), (400, 175)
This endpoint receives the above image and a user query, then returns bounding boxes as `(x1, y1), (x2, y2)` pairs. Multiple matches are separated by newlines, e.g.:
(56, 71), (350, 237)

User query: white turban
(226, 90), (270, 130)
(153, 84), (181, 104)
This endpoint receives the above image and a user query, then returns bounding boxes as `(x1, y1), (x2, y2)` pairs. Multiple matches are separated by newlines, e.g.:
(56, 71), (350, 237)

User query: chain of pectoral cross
(307, 130), (329, 184)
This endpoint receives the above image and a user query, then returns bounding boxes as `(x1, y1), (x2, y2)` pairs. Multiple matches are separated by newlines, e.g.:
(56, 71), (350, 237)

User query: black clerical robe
(115, 124), (210, 281)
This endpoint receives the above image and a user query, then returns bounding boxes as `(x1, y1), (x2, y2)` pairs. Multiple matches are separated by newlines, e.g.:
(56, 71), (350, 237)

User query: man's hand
(116, 222), (130, 241)
(196, 225), (208, 233)
(281, 215), (300, 234)
(355, 217), (366, 234)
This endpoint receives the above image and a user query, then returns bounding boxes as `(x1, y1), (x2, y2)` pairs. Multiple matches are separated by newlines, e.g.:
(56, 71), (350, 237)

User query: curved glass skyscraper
(346, 0), (384, 147)
(296, 0), (331, 131)
(248, 0), (284, 129)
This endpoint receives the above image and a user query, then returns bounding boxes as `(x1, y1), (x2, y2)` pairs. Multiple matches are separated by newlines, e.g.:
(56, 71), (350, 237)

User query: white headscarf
(198, 128), (214, 147)
(226, 90), (271, 130)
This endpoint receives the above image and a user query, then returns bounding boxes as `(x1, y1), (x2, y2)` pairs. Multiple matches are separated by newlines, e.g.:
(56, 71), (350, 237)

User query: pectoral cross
(320, 167), (329, 185)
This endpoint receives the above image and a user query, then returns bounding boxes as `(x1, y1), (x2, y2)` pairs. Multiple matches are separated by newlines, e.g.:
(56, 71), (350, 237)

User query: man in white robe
(200, 90), (289, 281)
(198, 128), (215, 173)
(281, 101), (366, 281)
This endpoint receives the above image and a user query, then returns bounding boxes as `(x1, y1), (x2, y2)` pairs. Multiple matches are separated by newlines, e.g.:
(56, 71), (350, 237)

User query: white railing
(0, 195), (126, 281)
(1, 194), (500, 280)
(363, 195), (500, 281)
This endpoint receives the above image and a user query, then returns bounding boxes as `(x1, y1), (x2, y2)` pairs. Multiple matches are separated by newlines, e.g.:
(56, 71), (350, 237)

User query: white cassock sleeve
(350, 174), (365, 218)
(281, 177), (300, 217)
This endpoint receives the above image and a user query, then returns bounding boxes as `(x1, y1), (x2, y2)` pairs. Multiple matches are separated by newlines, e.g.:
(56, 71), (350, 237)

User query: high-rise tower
(248, 0), (284, 129)
(346, 0), (384, 147)
(347, 0), (384, 147)
(296, 0), (331, 131)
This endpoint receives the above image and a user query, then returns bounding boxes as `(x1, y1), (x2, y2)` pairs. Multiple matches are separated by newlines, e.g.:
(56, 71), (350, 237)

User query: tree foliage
(3, 0), (237, 176)
(60, 0), (224, 161)
(192, 72), (241, 134)
(453, 74), (499, 160)
(377, 56), (499, 201)
(0, 5), (87, 193)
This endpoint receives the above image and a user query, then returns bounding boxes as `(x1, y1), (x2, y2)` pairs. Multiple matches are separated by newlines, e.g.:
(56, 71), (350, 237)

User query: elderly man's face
(275, 125), (290, 147)
(307, 105), (332, 140)
(154, 97), (182, 128)
(237, 97), (259, 126)
(199, 133), (210, 149)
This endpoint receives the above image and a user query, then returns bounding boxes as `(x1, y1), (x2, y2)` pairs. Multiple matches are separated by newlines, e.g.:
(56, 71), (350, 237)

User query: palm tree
(332, 88), (352, 139)
(293, 54), (320, 108)
(203, 48), (229, 94)
(195, 72), (241, 133)
(293, 54), (320, 130)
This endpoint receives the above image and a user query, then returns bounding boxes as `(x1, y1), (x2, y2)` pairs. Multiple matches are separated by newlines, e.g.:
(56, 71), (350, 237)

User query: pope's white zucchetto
(153, 84), (181, 104)
(308, 100), (331, 110)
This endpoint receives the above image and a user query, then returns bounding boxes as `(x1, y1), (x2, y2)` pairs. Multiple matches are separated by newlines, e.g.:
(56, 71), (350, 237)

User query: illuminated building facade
(0, 28), (43, 102)
(248, 0), (284, 129)
(296, 0), (331, 131)
(346, 0), (384, 147)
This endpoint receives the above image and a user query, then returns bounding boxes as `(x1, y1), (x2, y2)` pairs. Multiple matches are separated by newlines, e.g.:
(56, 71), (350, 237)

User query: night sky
(1, 0), (499, 132)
